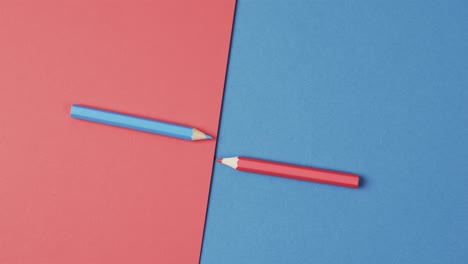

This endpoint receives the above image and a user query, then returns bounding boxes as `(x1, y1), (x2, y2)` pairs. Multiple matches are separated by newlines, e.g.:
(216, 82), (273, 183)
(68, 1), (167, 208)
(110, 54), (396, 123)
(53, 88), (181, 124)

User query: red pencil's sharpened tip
(216, 158), (222, 163)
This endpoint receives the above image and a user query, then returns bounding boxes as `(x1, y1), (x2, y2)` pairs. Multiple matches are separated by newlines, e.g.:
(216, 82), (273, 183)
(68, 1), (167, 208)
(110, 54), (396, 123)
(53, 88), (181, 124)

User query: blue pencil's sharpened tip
(206, 134), (213, 140)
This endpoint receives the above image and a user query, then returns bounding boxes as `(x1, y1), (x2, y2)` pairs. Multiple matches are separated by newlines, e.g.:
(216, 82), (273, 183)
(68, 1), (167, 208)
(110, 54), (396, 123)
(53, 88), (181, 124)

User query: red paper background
(0, 1), (235, 263)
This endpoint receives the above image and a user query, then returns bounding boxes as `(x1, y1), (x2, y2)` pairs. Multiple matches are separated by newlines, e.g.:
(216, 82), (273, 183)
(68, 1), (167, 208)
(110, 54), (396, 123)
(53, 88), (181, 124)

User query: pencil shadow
(72, 103), (185, 125)
(245, 156), (372, 190)
(358, 174), (369, 189)
(228, 155), (371, 190)
(358, 173), (374, 189)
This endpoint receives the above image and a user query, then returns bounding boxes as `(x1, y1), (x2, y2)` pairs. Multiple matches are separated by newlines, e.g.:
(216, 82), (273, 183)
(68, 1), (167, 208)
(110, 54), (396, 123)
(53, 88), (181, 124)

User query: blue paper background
(201, 1), (468, 263)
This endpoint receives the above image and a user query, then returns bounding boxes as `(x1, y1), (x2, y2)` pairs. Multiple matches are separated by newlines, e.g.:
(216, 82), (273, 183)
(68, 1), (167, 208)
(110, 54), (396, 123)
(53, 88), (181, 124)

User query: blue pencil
(70, 104), (213, 141)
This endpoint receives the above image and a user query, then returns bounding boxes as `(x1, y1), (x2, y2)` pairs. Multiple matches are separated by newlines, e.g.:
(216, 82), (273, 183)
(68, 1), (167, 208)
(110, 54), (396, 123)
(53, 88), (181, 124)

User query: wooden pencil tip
(216, 157), (239, 169)
(192, 128), (213, 140)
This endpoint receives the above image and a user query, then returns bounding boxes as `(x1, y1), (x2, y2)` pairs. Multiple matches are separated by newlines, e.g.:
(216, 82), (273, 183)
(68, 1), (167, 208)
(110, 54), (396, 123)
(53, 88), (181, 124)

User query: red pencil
(216, 156), (360, 188)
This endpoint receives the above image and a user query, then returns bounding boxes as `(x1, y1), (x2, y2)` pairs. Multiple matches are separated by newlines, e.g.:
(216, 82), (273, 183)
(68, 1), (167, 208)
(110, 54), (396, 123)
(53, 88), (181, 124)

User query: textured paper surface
(201, 1), (468, 263)
(0, 1), (235, 263)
